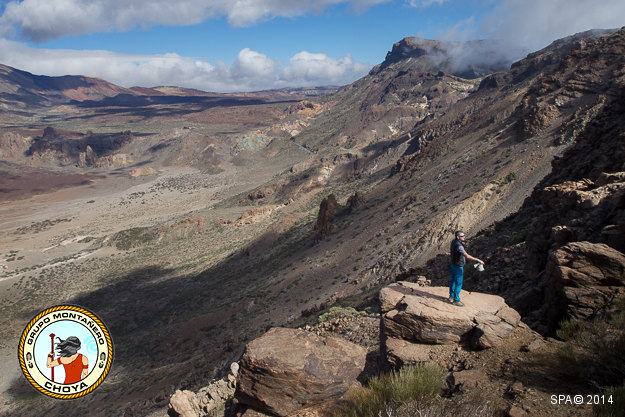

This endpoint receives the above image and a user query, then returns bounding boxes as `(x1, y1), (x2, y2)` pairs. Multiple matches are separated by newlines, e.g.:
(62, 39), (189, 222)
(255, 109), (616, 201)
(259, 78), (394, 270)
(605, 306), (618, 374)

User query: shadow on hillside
(508, 351), (601, 395)
(5, 262), (240, 415)
(60, 95), (301, 122)
(4, 223), (328, 415)
(72, 95), (269, 108)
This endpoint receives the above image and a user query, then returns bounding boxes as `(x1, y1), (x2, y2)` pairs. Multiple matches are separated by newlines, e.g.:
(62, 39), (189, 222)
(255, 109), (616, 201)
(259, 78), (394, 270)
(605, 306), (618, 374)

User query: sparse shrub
(594, 384), (625, 417)
(334, 363), (446, 417)
(505, 172), (518, 182)
(556, 318), (586, 341)
(112, 227), (158, 250)
(396, 391), (496, 417)
(556, 297), (625, 385)
(508, 227), (529, 245)
(318, 306), (366, 323)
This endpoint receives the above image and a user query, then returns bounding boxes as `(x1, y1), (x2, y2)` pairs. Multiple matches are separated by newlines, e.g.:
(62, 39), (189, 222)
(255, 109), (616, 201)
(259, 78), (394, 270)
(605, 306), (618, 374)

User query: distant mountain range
(0, 63), (340, 109)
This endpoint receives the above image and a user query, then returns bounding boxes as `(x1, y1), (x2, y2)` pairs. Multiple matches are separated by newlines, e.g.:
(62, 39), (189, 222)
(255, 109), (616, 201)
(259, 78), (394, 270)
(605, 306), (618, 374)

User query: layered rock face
(547, 242), (625, 320)
(235, 327), (367, 416)
(381, 283), (520, 366)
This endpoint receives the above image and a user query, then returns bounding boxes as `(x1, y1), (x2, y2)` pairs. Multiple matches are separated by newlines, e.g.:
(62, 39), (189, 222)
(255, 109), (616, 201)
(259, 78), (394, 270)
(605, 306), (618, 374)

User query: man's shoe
(447, 297), (454, 303)
(453, 301), (465, 307)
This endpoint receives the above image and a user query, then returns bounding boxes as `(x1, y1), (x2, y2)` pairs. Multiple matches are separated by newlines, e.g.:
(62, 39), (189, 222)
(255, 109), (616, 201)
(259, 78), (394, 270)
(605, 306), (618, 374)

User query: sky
(0, 0), (623, 93)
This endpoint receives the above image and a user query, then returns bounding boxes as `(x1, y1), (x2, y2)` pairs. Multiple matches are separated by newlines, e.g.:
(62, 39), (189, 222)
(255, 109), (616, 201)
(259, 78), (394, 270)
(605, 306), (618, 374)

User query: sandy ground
(1, 164), (249, 280)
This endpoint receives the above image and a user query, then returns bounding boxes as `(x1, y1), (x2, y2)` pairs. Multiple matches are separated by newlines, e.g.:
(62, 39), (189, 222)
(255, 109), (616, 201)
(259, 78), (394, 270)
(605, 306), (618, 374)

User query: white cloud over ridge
(456, 0), (625, 67)
(478, 0), (625, 54)
(429, 0), (625, 78)
(0, 38), (371, 92)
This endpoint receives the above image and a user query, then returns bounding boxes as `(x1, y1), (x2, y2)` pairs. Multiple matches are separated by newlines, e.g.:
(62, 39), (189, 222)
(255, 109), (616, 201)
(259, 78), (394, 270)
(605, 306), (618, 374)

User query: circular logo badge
(18, 305), (114, 399)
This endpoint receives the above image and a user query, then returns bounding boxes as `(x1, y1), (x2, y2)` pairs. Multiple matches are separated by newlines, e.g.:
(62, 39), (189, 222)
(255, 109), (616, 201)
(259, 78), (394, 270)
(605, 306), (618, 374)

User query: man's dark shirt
(450, 239), (467, 267)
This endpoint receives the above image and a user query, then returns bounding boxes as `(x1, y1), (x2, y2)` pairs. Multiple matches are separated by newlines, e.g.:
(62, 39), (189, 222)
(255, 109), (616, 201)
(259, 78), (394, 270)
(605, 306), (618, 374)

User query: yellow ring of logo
(18, 305), (114, 399)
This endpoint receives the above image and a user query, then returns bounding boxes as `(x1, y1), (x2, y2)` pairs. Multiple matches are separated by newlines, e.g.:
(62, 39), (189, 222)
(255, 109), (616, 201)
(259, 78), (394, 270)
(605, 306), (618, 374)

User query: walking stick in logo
(19, 305), (114, 399)
(49, 333), (55, 382)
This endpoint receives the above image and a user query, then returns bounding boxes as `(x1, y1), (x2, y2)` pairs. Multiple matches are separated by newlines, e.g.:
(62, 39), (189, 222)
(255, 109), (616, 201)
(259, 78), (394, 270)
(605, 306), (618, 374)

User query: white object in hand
(474, 263), (484, 272)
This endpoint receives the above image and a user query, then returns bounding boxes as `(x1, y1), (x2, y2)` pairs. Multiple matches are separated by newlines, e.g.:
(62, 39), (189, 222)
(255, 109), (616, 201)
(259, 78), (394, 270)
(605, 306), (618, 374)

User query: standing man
(449, 230), (484, 307)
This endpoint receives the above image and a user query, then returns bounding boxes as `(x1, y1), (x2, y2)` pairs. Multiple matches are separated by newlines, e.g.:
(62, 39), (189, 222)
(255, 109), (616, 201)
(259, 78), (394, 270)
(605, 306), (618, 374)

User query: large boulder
(547, 241), (625, 320)
(381, 283), (520, 352)
(235, 327), (367, 417)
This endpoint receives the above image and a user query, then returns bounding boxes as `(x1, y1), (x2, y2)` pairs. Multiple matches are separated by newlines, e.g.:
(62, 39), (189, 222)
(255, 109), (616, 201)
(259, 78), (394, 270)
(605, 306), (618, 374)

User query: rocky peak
(370, 37), (509, 79)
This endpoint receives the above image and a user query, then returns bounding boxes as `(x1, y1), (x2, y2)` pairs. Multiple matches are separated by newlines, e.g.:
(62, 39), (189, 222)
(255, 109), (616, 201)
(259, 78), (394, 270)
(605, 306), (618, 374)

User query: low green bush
(335, 363), (446, 417)
(318, 306), (366, 323)
(556, 318), (586, 341)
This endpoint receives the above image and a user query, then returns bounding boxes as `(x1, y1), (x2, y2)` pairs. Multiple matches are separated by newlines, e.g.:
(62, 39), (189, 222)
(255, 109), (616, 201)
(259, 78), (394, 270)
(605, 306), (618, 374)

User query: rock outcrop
(381, 283), (520, 365)
(547, 241), (625, 320)
(313, 194), (339, 239)
(169, 362), (239, 417)
(129, 166), (157, 177)
(235, 327), (367, 417)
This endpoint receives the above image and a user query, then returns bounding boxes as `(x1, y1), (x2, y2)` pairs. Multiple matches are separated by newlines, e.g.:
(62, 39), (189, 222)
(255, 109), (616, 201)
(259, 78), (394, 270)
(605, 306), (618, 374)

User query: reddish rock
(380, 283), (520, 352)
(235, 327), (367, 417)
(446, 369), (489, 392)
(384, 337), (439, 368)
(314, 194), (339, 238)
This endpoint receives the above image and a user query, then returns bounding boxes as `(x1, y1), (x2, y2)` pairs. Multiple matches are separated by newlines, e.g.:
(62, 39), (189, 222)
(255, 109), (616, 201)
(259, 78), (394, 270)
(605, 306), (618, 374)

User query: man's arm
(464, 252), (484, 265)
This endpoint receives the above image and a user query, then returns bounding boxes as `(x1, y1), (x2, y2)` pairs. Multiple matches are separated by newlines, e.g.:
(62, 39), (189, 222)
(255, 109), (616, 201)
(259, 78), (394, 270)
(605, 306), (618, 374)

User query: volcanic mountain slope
(250, 27), (625, 279)
(0, 64), (137, 107)
(1, 28), (624, 417)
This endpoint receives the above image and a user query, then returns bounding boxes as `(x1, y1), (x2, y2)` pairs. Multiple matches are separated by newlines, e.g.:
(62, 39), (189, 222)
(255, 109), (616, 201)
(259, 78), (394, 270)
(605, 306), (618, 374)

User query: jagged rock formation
(25, 127), (135, 167)
(381, 283), (520, 366)
(345, 191), (365, 213)
(169, 362), (239, 417)
(313, 194), (339, 239)
(235, 327), (367, 416)
(176, 282), (524, 415)
(419, 83), (625, 337)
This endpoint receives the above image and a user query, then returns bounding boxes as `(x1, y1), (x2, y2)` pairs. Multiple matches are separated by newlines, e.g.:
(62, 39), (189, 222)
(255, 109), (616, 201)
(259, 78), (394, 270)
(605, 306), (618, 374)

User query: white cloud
(406, 0), (448, 7)
(477, 0), (625, 60)
(231, 48), (280, 80)
(0, 0), (385, 41)
(283, 51), (370, 84)
(432, 0), (625, 77)
(0, 38), (370, 92)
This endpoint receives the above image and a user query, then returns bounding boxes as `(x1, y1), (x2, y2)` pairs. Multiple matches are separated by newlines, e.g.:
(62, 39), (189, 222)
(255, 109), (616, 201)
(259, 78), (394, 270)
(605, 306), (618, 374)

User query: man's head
(455, 230), (465, 240)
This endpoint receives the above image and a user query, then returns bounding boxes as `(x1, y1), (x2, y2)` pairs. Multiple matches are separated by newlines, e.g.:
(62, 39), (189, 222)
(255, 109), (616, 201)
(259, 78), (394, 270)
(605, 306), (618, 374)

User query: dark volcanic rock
(313, 194), (339, 239)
